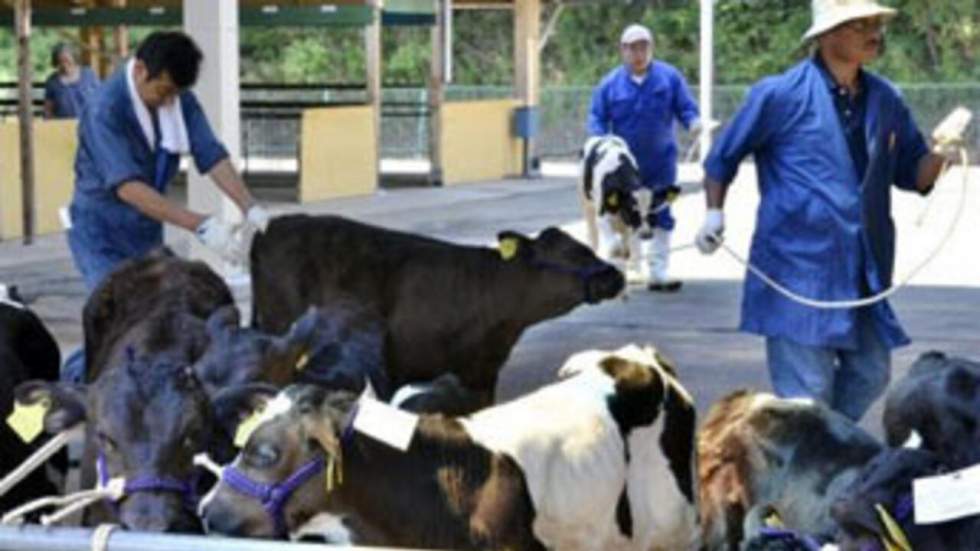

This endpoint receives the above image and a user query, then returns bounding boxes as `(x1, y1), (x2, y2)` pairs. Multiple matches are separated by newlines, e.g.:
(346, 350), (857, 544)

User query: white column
(699, 0), (714, 162)
(514, 0), (541, 176)
(183, 0), (241, 275)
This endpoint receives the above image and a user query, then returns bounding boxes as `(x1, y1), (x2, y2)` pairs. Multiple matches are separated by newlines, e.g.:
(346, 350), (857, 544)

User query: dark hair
(135, 31), (203, 89)
(50, 42), (75, 68)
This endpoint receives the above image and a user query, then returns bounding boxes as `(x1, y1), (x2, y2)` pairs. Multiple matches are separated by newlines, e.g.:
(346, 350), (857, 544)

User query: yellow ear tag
(763, 509), (784, 528)
(606, 194), (619, 208)
(325, 456), (336, 493)
(875, 503), (912, 551)
(233, 408), (265, 449)
(499, 238), (519, 261)
(6, 400), (49, 444)
(295, 352), (310, 372)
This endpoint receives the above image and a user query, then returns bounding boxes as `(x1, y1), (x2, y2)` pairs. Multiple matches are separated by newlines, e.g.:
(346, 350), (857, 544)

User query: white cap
(620, 24), (653, 45)
(802, 0), (896, 41)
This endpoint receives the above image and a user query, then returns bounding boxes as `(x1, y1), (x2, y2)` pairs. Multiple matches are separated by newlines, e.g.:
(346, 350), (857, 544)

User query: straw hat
(802, 0), (896, 41)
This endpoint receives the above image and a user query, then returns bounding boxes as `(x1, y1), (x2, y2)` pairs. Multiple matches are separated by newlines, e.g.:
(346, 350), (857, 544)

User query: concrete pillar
(513, 0), (540, 177)
(427, 0), (445, 187)
(183, 0), (241, 275)
(365, 1), (382, 183)
(699, 0), (714, 161)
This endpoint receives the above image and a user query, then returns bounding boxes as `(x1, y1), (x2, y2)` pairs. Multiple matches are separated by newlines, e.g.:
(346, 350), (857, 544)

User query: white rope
(90, 523), (118, 551)
(710, 147), (971, 310)
(193, 453), (224, 478)
(1, 478), (125, 527)
(0, 425), (83, 499)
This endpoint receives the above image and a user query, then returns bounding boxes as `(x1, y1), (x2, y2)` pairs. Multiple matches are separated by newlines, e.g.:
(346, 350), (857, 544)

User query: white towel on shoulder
(125, 58), (190, 154)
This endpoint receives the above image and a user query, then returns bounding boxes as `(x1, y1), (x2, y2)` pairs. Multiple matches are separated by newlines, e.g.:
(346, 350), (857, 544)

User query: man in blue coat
(696, 0), (953, 420)
(587, 24), (701, 292)
(68, 31), (268, 292)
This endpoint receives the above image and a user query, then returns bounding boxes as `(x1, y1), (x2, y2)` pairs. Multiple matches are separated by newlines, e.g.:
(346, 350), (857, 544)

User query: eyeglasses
(844, 17), (887, 34)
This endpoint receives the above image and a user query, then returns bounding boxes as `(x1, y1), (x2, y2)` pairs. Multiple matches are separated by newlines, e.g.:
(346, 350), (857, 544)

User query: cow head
(831, 448), (947, 551)
(583, 136), (652, 239)
(497, 227), (625, 304)
(193, 305), (318, 395)
(883, 351), (980, 468)
(202, 385), (352, 539)
(16, 355), (214, 533)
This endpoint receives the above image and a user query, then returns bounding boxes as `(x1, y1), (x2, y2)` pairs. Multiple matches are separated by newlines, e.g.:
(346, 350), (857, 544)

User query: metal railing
(0, 524), (436, 551)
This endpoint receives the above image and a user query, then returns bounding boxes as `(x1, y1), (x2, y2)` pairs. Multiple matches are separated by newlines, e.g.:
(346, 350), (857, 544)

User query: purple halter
(528, 259), (618, 303)
(222, 457), (326, 538)
(220, 402), (360, 538)
(97, 450), (199, 511)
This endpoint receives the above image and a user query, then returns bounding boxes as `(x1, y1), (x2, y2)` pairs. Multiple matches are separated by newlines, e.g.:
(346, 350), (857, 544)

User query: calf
(697, 391), (883, 551)
(193, 300), (390, 400)
(831, 447), (980, 551)
(13, 250), (236, 531)
(580, 135), (652, 274)
(203, 344), (698, 550)
(251, 216), (625, 411)
(882, 350), (980, 469)
(0, 285), (64, 514)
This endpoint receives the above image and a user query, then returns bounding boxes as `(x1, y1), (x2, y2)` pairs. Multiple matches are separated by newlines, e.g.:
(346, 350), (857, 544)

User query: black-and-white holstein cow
(579, 135), (652, 275)
(0, 284), (64, 514)
(882, 350), (980, 469)
(250, 215), (625, 412)
(697, 391), (883, 551)
(202, 344), (698, 551)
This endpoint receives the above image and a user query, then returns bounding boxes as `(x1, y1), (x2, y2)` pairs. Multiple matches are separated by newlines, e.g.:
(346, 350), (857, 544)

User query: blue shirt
(814, 56), (869, 182)
(44, 67), (100, 119)
(69, 65), (228, 267)
(587, 61), (700, 190)
(704, 58), (929, 350)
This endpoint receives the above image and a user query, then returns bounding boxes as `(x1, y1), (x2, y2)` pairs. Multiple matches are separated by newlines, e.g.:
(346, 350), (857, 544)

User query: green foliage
(0, 1), (975, 86)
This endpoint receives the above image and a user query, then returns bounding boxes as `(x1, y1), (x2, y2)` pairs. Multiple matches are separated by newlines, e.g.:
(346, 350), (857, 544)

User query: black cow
(250, 215), (625, 411)
(883, 351), (980, 469)
(15, 250), (236, 531)
(0, 285), (63, 514)
(832, 448), (980, 551)
(193, 300), (390, 400)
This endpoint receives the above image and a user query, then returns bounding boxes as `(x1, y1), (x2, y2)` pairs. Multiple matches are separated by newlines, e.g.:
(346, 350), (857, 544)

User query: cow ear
(12, 380), (87, 438)
(831, 497), (886, 539)
(281, 307), (320, 368)
(205, 305), (240, 341)
(211, 383), (279, 444)
(496, 231), (530, 261)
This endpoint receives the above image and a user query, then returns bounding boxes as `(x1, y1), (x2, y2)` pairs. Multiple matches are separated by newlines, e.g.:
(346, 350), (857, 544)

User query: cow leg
(596, 217), (622, 261)
(581, 201), (600, 253)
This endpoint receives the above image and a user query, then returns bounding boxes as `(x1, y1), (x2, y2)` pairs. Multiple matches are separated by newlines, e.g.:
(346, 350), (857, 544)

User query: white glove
(696, 208), (725, 255)
(244, 204), (270, 233)
(195, 216), (245, 264)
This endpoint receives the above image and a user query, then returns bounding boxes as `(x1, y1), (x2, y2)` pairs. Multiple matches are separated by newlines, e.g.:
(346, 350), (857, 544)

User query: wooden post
(15, 0), (35, 244)
(514, 0), (540, 177)
(365, 0), (382, 185)
(113, 0), (129, 71)
(427, 0), (445, 187)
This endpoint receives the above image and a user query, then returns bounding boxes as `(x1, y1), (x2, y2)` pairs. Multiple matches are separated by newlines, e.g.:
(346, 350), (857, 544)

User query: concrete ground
(1, 162), (977, 436)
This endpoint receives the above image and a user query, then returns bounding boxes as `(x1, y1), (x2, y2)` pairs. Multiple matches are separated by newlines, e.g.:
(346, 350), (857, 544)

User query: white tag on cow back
(913, 463), (980, 524)
(352, 396), (419, 452)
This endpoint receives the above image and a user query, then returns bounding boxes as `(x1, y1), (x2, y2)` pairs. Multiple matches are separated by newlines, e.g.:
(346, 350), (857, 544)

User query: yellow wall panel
(0, 120), (77, 240)
(300, 106), (378, 203)
(440, 100), (521, 186)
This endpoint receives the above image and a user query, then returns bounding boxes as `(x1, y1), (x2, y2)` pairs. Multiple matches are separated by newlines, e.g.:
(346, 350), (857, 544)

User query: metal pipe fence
(0, 524), (435, 551)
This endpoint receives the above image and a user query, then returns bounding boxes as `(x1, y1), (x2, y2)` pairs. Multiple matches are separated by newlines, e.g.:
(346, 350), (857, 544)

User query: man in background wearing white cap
(587, 23), (701, 292)
(695, 1), (953, 421)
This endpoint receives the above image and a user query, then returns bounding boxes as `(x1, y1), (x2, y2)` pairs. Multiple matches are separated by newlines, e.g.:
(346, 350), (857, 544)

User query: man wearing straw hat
(695, 0), (953, 420)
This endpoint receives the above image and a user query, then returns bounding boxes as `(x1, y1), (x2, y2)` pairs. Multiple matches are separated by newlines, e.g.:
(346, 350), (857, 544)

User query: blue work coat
(44, 67), (100, 119)
(587, 61), (700, 191)
(68, 65), (227, 290)
(704, 58), (929, 350)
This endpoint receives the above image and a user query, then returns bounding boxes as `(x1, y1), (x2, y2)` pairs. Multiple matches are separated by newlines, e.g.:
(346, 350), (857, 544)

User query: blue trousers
(765, 310), (890, 421)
